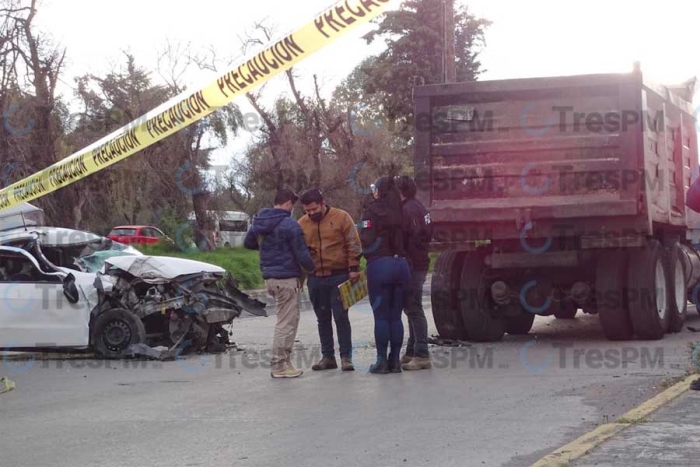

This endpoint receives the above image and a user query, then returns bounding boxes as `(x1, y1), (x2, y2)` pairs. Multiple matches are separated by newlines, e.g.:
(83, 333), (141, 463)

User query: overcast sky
(36, 0), (700, 165)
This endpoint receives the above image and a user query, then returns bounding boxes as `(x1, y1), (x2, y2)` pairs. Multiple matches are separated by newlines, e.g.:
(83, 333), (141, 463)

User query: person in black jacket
(360, 176), (411, 374)
(244, 189), (315, 379)
(396, 176), (434, 371)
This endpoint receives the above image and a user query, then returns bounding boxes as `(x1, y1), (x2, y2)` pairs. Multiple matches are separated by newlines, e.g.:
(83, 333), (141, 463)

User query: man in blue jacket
(245, 189), (315, 378)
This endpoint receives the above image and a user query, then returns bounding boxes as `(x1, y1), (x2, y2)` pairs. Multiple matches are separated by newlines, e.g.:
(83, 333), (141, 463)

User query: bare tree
(157, 41), (244, 250)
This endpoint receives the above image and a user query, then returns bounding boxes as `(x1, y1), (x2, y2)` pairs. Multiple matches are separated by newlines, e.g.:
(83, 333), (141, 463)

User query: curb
(530, 374), (697, 467)
(3, 352), (93, 362)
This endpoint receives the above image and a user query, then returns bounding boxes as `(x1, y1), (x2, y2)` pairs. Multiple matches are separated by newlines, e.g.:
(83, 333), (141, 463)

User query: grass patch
(137, 243), (263, 290)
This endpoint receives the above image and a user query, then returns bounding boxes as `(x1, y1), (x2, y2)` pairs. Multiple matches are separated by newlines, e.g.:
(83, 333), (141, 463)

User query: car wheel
(92, 308), (146, 359)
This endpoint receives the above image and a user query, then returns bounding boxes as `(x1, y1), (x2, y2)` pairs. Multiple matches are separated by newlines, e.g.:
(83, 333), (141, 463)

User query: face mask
(310, 212), (324, 223)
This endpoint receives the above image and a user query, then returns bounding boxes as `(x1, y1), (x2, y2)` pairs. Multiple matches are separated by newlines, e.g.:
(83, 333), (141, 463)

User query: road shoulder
(531, 374), (699, 466)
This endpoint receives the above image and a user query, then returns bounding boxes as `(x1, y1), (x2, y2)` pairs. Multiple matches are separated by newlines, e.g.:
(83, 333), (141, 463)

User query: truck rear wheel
(459, 253), (505, 342)
(665, 243), (688, 333)
(628, 240), (669, 340)
(554, 300), (578, 320)
(596, 251), (634, 340)
(504, 311), (535, 335)
(431, 251), (468, 340)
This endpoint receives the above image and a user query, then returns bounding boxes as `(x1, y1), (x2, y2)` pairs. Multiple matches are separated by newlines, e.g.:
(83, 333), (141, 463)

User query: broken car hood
(104, 256), (225, 281)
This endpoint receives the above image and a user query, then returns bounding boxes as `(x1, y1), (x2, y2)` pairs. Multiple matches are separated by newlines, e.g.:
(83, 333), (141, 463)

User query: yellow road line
(619, 375), (694, 422)
(530, 374), (697, 467)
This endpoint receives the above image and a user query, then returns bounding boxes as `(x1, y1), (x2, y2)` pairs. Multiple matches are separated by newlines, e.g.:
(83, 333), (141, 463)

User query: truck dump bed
(413, 70), (700, 248)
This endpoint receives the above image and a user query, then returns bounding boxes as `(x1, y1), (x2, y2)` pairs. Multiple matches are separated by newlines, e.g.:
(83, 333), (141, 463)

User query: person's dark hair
(373, 176), (402, 225)
(300, 188), (325, 205)
(274, 188), (299, 206)
(396, 176), (417, 199)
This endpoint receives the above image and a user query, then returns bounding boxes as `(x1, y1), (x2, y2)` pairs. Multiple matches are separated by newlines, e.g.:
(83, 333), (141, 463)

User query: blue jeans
(308, 273), (352, 359)
(367, 257), (411, 363)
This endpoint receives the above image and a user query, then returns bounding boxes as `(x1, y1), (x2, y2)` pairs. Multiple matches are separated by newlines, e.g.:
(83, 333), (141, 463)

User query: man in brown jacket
(299, 188), (362, 372)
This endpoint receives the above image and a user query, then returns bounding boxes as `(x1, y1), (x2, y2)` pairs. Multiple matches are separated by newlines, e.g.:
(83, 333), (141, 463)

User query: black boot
(369, 359), (389, 374)
(387, 359), (402, 373)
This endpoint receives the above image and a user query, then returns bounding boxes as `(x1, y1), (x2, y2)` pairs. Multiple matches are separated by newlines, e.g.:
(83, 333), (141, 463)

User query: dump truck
(414, 65), (700, 341)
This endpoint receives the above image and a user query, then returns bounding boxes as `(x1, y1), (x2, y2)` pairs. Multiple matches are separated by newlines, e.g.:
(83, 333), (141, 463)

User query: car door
(134, 228), (151, 244)
(0, 248), (91, 348)
(144, 228), (160, 244)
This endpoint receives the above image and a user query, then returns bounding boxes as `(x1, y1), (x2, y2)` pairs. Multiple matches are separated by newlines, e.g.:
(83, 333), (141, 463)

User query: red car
(107, 226), (170, 245)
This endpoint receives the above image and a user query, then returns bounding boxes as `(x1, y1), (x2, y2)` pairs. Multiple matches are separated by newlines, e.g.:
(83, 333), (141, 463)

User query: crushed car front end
(92, 256), (266, 359)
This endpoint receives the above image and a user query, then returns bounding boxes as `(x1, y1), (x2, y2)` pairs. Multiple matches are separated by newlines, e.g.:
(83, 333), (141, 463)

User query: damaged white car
(0, 227), (265, 359)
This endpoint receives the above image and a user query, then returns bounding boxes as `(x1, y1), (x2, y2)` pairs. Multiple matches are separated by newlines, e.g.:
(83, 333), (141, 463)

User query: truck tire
(92, 308), (147, 359)
(554, 301), (578, 319)
(459, 253), (505, 342)
(431, 251), (468, 340)
(665, 243), (688, 333)
(628, 240), (670, 340)
(596, 251), (634, 340)
(504, 311), (535, 335)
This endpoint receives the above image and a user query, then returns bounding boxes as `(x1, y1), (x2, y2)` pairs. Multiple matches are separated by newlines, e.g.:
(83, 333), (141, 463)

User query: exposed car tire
(92, 308), (147, 359)
(665, 243), (688, 333)
(459, 253), (505, 342)
(431, 251), (468, 340)
(504, 311), (536, 335)
(554, 300), (578, 320)
(596, 250), (634, 340)
(628, 240), (670, 340)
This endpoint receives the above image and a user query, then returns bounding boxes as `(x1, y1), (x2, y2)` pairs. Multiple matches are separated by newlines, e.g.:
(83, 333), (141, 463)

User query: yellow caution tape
(0, 0), (393, 212)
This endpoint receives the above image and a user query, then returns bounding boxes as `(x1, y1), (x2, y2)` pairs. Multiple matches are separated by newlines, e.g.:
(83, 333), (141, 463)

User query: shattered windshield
(38, 234), (140, 273)
(76, 250), (136, 273)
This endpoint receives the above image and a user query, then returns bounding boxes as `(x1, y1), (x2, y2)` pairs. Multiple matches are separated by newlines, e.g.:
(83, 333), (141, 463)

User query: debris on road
(428, 336), (473, 347)
(1, 377), (15, 395)
(123, 344), (177, 361)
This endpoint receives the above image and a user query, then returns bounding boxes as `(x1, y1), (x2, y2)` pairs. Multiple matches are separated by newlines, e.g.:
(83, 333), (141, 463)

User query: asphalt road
(2, 294), (699, 467)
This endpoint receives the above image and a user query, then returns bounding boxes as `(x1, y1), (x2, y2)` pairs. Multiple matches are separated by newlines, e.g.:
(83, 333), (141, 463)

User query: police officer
(396, 176), (434, 370)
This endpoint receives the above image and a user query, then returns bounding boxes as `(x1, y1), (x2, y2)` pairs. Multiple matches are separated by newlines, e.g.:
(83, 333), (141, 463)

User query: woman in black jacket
(359, 176), (411, 374)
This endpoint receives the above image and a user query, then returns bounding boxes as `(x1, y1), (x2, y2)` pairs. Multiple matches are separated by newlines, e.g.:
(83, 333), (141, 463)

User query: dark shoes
(691, 378), (700, 391)
(311, 357), (355, 371)
(369, 359), (402, 374)
(369, 360), (389, 374)
(387, 359), (402, 373)
(341, 357), (355, 372)
(312, 357), (338, 371)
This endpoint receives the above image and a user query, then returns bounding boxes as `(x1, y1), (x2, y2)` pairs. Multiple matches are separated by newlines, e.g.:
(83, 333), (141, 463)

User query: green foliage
(362, 0), (491, 135)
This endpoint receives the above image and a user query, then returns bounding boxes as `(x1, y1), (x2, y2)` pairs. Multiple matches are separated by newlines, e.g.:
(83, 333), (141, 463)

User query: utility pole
(444, 0), (457, 83)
